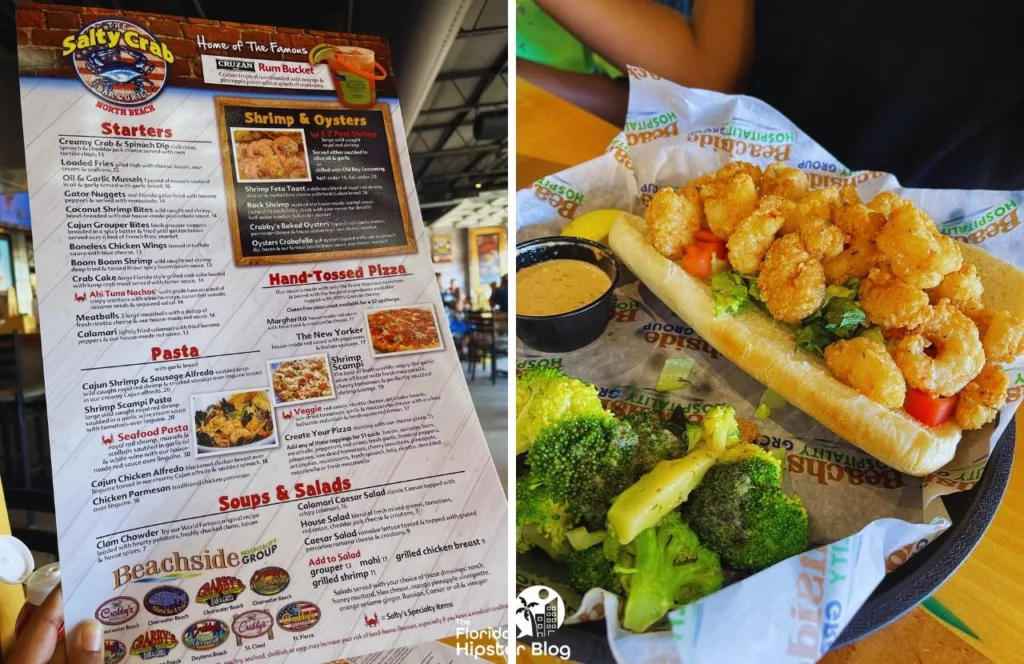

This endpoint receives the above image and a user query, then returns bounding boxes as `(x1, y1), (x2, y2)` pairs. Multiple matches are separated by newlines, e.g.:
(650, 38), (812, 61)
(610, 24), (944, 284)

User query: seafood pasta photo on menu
(11, 4), (507, 663)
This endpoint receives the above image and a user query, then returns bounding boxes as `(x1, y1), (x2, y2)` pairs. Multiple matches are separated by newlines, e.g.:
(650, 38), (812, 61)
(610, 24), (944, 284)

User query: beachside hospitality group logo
(63, 18), (172, 106)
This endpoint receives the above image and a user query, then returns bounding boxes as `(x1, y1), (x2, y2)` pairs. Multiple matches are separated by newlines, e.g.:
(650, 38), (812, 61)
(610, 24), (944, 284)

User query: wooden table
(516, 77), (1023, 664)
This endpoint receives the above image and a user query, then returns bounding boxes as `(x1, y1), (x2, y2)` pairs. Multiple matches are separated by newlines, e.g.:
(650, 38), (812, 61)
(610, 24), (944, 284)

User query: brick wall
(16, 3), (396, 97)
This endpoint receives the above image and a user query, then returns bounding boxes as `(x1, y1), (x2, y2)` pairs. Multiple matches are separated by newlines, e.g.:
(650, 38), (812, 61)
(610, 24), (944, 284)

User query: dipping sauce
(518, 259), (613, 316)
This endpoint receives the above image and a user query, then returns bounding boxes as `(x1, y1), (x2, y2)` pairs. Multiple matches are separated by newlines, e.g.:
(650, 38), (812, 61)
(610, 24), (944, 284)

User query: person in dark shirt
(518, 0), (1024, 191)
(490, 274), (509, 311)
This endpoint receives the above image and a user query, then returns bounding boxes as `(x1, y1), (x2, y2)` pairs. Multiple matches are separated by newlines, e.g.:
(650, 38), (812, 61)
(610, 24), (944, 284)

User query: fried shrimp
(726, 206), (786, 274)
(249, 139), (276, 157)
(757, 233), (826, 323)
(760, 163), (809, 201)
(782, 188), (847, 260)
(927, 264), (983, 312)
(891, 302), (985, 397)
(876, 202), (962, 289)
(699, 173), (759, 240)
(272, 135), (300, 157)
(782, 187), (838, 234)
(645, 187), (701, 259)
(714, 161), (762, 187)
(859, 266), (932, 330)
(824, 337), (907, 409)
(823, 237), (881, 284)
(234, 130), (260, 142)
(679, 182), (707, 229)
(867, 191), (901, 217)
(967, 309), (1024, 363)
(834, 190), (886, 240)
(955, 363), (1009, 430)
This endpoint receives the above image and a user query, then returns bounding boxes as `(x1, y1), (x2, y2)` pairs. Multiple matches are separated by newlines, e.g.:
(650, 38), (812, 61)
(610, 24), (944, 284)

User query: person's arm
(517, 57), (630, 126)
(534, 0), (754, 93)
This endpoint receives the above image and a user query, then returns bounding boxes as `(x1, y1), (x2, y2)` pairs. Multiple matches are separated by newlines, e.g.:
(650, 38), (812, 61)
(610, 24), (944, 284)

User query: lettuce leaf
(712, 272), (752, 317)
(711, 271), (763, 317)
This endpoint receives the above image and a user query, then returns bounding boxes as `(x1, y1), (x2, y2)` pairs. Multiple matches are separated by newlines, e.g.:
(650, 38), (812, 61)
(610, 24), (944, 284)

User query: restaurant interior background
(0, 0), (508, 566)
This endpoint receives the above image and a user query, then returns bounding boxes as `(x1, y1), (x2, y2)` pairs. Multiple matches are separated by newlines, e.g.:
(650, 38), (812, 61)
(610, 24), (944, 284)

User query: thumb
(66, 620), (103, 664)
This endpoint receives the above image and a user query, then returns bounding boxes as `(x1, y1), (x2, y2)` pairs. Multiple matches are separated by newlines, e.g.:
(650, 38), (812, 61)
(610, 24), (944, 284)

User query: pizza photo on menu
(267, 353), (335, 406)
(364, 305), (444, 357)
(229, 128), (311, 183)
(191, 389), (277, 457)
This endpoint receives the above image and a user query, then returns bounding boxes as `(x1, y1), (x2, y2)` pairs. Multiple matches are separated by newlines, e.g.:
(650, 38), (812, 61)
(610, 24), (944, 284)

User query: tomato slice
(904, 389), (958, 427)
(692, 231), (728, 259)
(682, 242), (714, 277)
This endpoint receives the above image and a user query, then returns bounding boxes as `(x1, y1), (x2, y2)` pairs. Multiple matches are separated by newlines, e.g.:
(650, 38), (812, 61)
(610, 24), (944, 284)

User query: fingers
(7, 586), (63, 664)
(66, 620), (103, 664)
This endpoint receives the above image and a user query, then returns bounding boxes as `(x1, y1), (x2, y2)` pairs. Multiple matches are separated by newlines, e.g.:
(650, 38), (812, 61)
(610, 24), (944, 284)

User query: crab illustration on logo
(62, 19), (172, 106)
(103, 640), (127, 664)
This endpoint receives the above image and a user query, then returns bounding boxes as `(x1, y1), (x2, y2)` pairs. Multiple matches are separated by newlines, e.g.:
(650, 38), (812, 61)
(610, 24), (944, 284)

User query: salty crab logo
(63, 19), (173, 106)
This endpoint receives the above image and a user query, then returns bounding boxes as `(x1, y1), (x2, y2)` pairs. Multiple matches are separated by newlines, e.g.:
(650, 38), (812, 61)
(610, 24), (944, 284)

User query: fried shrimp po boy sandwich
(609, 162), (1024, 476)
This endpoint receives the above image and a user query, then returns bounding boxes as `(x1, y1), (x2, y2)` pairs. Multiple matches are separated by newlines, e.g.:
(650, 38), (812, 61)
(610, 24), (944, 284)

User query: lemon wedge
(560, 209), (622, 244)
(309, 44), (338, 65)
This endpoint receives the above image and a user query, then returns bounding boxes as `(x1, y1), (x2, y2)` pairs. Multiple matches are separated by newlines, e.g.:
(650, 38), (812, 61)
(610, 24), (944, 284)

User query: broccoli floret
(516, 367), (609, 455)
(682, 443), (810, 572)
(614, 512), (723, 632)
(683, 423), (704, 452)
(697, 405), (742, 455)
(516, 475), (576, 560)
(567, 545), (623, 595)
(606, 406), (745, 545)
(527, 415), (638, 527)
(624, 411), (689, 474)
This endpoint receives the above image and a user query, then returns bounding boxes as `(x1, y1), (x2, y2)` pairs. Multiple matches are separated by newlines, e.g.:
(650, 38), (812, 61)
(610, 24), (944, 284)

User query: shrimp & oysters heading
(233, 130), (308, 180)
(608, 161), (1024, 475)
(195, 391), (274, 449)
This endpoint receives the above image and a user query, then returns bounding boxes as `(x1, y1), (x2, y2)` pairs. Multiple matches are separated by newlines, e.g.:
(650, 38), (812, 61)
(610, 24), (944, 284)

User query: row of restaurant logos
(104, 602), (321, 661)
(97, 568), (291, 624)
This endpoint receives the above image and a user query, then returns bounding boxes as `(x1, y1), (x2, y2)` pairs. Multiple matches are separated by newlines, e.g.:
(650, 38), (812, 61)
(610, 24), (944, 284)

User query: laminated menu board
(15, 4), (507, 661)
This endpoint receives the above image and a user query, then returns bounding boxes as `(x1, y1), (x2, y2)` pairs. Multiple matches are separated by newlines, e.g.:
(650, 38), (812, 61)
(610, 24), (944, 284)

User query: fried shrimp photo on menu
(233, 129), (309, 181)
(609, 160), (1024, 476)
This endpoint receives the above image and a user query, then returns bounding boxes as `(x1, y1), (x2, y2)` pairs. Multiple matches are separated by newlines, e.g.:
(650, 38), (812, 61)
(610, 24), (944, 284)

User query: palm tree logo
(515, 586), (565, 639)
(516, 595), (540, 638)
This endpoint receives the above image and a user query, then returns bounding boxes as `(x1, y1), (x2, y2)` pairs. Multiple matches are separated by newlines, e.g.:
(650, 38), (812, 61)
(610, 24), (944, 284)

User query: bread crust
(608, 212), (1024, 476)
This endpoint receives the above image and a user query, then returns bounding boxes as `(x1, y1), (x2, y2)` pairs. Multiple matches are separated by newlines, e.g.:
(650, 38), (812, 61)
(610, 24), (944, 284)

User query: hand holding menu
(16, 4), (506, 661)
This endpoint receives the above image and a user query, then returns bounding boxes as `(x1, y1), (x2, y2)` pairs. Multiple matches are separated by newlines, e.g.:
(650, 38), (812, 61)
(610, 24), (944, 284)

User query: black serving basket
(523, 419), (1015, 660)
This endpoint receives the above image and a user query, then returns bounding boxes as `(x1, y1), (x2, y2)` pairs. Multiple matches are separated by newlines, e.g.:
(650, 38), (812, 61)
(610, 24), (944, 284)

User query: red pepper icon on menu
(75, 293), (87, 302)
(364, 613), (378, 627)
(102, 434), (113, 445)
(282, 411), (293, 421)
